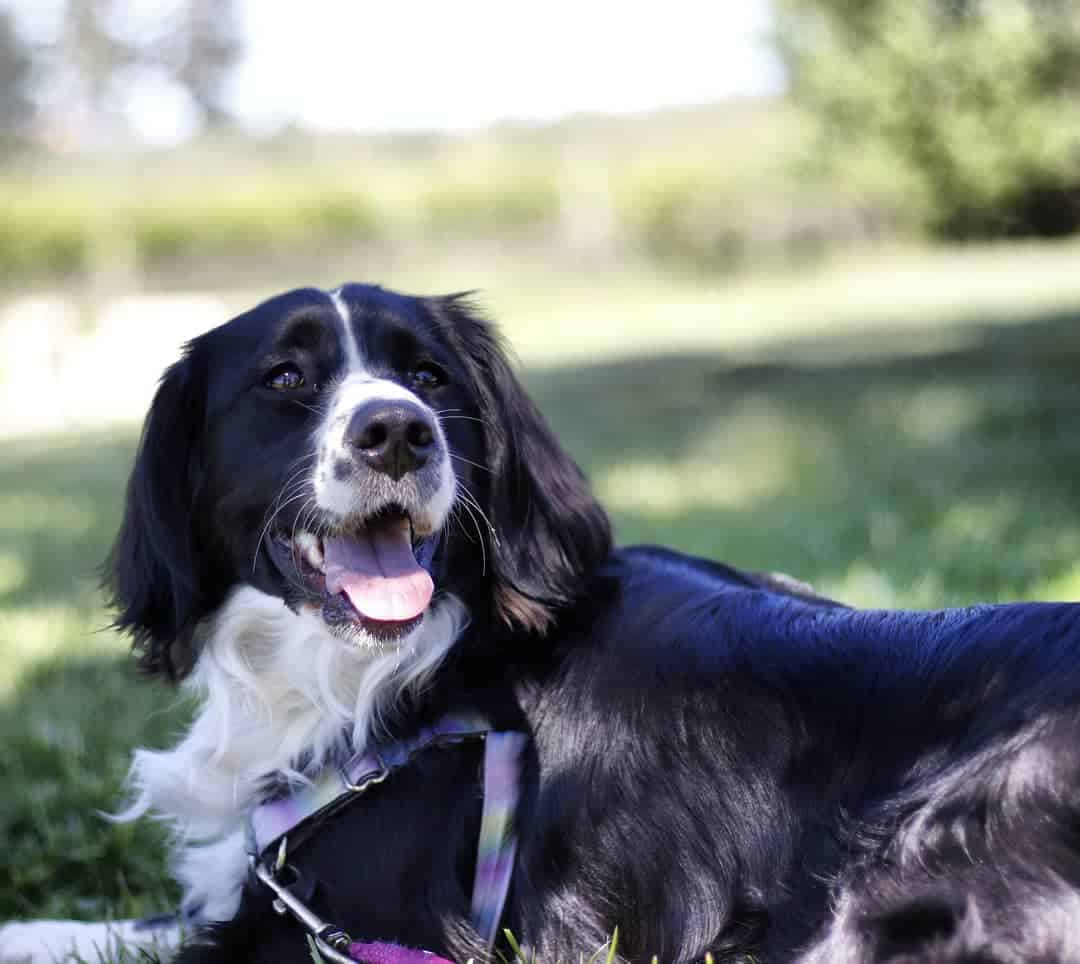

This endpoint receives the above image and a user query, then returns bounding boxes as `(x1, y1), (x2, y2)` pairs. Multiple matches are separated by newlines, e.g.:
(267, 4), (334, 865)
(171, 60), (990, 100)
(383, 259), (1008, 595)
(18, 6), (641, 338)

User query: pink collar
(347, 943), (455, 964)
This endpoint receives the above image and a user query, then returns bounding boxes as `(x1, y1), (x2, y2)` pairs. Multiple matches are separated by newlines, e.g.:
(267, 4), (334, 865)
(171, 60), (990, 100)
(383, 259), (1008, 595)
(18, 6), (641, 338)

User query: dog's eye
(411, 363), (446, 390)
(265, 363), (305, 391)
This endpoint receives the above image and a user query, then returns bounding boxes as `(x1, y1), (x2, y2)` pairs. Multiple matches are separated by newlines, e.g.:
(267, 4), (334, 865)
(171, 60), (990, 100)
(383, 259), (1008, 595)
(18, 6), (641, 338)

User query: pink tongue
(323, 519), (434, 623)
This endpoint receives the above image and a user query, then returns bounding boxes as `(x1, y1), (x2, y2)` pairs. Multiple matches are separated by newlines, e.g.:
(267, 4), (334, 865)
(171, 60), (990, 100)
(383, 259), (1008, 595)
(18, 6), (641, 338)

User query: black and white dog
(4, 284), (1080, 963)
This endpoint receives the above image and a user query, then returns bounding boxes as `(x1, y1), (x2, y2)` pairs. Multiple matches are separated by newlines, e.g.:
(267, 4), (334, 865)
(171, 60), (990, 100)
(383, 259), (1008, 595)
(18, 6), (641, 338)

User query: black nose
(346, 399), (437, 480)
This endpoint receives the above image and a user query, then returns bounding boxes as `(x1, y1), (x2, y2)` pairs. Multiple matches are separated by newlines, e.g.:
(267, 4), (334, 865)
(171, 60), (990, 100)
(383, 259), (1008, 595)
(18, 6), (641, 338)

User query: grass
(3, 245), (1080, 958)
(0, 431), (186, 920)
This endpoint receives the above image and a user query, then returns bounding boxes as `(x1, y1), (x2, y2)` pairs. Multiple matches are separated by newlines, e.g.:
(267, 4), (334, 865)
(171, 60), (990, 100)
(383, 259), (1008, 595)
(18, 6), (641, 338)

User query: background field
(2, 0), (1080, 951)
(3, 239), (1080, 926)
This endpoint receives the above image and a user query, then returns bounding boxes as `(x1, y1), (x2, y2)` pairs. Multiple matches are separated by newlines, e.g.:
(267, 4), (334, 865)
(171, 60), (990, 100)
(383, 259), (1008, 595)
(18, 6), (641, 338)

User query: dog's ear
(430, 295), (612, 634)
(106, 343), (207, 680)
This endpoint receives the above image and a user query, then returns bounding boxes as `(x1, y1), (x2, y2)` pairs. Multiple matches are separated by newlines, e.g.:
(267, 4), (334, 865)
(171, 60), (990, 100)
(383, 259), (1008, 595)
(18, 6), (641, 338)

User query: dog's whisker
(293, 497), (319, 551)
(252, 488), (314, 575)
(454, 483), (488, 576)
(255, 454), (321, 530)
(447, 503), (478, 546)
(449, 452), (493, 474)
(255, 456), (319, 531)
(291, 399), (329, 416)
(455, 482), (497, 545)
(437, 412), (491, 427)
(270, 496), (325, 598)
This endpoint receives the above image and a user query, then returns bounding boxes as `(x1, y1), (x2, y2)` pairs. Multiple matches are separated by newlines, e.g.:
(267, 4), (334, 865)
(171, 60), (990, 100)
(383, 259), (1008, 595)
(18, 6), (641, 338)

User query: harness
(246, 715), (527, 964)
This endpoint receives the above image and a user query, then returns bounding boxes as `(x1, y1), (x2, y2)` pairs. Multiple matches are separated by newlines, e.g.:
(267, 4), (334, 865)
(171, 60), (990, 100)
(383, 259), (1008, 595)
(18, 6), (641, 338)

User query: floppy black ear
(431, 295), (612, 634)
(106, 344), (208, 680)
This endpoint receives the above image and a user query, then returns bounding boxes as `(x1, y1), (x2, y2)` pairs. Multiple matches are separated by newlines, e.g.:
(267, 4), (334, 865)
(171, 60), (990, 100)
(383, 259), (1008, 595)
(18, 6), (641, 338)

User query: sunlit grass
(2, 245), (1080, 959)
(0, 602), (121, 694)
(205, 236), (1080, 366)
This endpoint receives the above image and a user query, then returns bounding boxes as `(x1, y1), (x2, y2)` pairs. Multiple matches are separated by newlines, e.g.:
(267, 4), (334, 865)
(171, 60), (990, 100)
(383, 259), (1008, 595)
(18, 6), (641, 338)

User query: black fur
(107, 286), (1080, 963)
(431, 295), (612, 635)
(109, 349), (210, 678)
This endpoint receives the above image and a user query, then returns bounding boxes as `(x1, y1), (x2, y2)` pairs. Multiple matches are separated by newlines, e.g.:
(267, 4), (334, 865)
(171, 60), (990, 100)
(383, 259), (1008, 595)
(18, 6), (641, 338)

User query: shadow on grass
(2, 307), (1080, 920)
(527, 309), (1080, 605)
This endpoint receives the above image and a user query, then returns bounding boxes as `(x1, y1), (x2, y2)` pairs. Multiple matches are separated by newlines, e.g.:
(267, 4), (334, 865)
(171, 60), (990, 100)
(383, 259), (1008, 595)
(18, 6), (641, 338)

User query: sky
(225, 0), (783, 133)
(8, 0), (784, 142)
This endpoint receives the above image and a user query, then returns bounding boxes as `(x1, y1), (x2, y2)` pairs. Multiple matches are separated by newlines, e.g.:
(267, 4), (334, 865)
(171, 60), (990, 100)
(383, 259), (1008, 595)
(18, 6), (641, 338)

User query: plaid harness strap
(246, 716), (527, 964)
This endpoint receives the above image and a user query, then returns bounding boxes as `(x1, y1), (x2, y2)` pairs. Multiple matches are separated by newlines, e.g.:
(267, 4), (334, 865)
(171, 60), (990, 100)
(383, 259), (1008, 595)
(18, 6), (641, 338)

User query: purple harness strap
(470, 731), (527, 946)
(247, 716), (526, 963)
(248, 715), (496, 855)
(348, 942), (454, 964)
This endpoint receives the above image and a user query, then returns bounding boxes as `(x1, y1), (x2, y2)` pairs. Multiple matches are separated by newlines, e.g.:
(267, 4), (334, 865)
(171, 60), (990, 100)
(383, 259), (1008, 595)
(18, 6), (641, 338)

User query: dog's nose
(346, 400), (436, 480)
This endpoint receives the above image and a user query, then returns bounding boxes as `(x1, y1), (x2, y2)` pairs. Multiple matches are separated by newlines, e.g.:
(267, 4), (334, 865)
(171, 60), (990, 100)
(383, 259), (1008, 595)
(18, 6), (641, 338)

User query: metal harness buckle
(340, 751), (390, 793)
(251, 857), (357, 964)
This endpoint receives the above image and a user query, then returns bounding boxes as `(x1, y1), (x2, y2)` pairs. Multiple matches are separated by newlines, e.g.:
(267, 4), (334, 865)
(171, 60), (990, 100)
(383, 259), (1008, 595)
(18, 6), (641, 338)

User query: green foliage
(0, 177), (381, 277)
(421, 171), (560, 236)
(0, 429), (190, 919)
(132, 180), (381, 263)
(0, 657), (188, 919)
(612, 162), (860, 274)
(0, 102), (886, 283)
(0, 190), (95, 275)
(778, 0), (1080, 238)
(616, 163), (751, 271)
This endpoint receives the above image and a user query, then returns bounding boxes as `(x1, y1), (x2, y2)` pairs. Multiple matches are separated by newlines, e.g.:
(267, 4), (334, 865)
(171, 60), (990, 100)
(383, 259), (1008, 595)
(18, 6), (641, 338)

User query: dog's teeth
(294, 530), (325, 570)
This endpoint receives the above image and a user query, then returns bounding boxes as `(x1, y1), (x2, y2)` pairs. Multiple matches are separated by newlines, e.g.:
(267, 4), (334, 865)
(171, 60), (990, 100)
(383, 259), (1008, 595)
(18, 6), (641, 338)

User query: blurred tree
(0, 9), (34, 145)
(29, 0), (242, 143)
(776, 0), (1080, 238)
(62, 0), (137, 129)
(153, 0), (242, 128)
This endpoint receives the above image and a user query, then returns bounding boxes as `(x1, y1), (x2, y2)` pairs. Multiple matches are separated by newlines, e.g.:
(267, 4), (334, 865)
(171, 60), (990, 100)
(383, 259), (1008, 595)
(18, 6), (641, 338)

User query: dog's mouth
(269, 506), (437, 642)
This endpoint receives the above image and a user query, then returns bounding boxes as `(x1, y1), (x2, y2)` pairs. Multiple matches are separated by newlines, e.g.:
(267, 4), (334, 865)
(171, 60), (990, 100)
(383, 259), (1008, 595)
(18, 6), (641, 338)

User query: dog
(3, 284), (1080, 963)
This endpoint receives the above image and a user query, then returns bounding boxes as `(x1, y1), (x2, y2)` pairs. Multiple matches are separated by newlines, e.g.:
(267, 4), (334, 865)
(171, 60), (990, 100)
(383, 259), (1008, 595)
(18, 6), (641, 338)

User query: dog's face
(109, 285), (610, 678)
(197, 286), (479, 647)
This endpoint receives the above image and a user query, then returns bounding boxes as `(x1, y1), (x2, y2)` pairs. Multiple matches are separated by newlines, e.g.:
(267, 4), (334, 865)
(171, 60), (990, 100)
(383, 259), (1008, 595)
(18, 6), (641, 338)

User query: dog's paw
(0, 919), (178, 963)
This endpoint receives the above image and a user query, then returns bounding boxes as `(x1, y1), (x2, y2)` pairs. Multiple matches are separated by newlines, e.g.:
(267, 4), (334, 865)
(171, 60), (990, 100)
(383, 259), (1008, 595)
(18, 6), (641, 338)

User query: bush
(615, 162), (880, 273)
(420, 171), (559, 236)
(617, 164), (747, 271)
(0, 102), (899, 282)
(777, 0), (1080, 239)
(132, 181), (380, 264)
(0, 178), (382, 279)
(0, 190), (94, 276)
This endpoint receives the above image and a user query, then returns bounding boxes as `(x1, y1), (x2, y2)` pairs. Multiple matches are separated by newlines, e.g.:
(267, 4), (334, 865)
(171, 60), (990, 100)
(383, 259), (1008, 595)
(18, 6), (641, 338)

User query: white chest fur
(118, 586), (467, 920)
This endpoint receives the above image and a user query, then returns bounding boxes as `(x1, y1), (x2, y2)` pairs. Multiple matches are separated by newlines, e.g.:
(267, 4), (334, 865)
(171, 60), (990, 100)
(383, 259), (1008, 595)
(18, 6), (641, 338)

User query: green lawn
(3, 246), (1080, 940)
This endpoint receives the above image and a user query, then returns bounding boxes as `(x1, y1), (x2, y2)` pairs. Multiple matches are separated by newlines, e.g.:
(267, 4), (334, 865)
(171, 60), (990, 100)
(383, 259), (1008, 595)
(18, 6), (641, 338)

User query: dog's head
(108, 285), (611, 679)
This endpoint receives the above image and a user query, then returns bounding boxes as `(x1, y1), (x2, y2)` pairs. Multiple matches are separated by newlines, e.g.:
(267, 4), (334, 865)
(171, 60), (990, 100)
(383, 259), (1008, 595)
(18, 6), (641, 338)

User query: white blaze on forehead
(331, 372), (427, 415)
(328, 285), (363, 373)
(313, 289), (456, 527)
